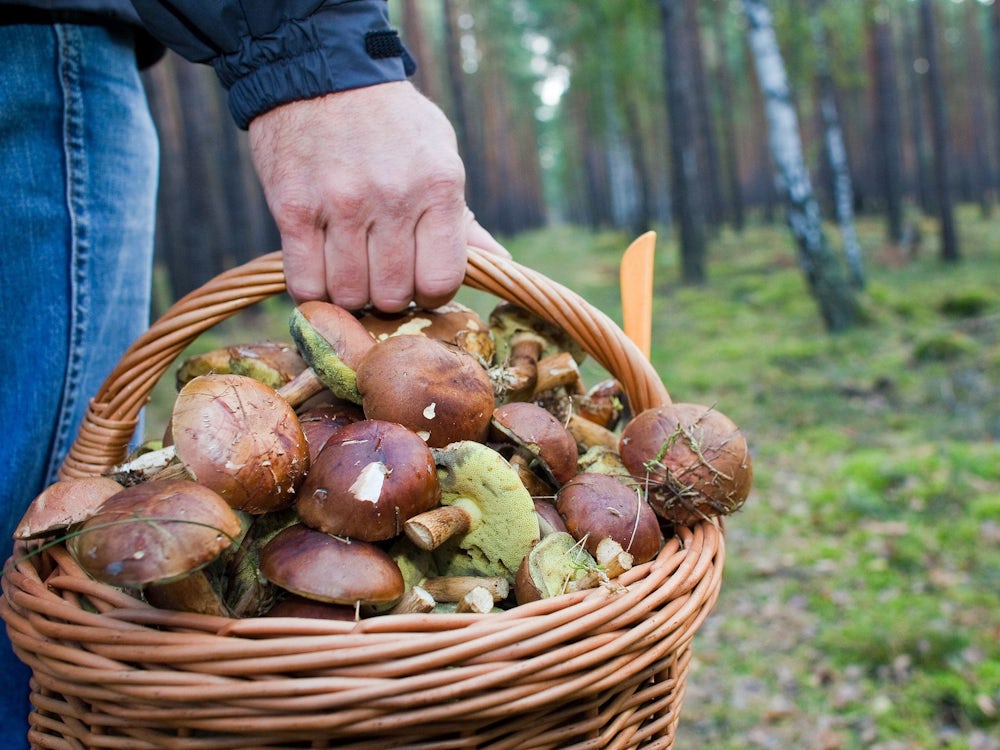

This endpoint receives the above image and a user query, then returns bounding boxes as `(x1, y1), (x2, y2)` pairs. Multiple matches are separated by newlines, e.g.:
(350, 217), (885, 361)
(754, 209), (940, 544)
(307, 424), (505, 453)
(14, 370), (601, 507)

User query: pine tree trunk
(712, 0), (746, 233)
(868, 2), (906, 245)
(919, 0), (960, 262)
(660, 0), (707, 284)
(743, 0), (859, 332)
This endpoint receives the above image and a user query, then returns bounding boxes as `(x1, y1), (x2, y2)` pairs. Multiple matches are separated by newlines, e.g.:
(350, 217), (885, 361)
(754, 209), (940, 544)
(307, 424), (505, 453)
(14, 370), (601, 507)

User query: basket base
(25, 647), (689, 750)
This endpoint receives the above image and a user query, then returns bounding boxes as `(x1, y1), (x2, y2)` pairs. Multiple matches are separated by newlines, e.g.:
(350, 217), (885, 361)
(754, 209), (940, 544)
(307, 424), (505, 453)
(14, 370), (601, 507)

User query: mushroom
(358, 301), (495, 365)
(490, 401), (579, 487)
(288, 300), (376, 404)
(403, 441), (540, 583)
(355, 334), (495, 448)
(170, 373), (310, 514)
(574, 378), (629, 431)
(488, 303), (586, 402)
(297, 402), (364, 464)
(533, 498), (568, 537)
(66, 478), (243, 590)
(175, 341), (307, 390)
(576, 445), (632, 479)
(14, 476), (122, 540)
(296, 419), (441, 542)
(619, 403), (753, 524)
(419, 575), (510, 604)
(259, 523), (405, 607)
(555, 472), (663, 565)
(266, 594), (359, 621)
(513, 531), (602, 605)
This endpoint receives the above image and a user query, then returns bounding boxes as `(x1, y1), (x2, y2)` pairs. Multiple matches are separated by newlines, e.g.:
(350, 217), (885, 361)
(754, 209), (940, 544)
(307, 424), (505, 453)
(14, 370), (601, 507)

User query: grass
(144, 207), (1000, 749)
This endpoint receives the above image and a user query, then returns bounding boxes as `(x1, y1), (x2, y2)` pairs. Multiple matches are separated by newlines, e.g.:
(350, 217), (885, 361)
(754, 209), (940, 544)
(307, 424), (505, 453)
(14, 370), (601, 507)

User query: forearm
(130, 0), (413, 128)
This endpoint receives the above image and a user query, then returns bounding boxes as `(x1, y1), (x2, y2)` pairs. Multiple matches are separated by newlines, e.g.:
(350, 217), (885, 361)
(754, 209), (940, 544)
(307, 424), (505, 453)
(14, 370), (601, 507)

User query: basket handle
(59, 247), (670, 480)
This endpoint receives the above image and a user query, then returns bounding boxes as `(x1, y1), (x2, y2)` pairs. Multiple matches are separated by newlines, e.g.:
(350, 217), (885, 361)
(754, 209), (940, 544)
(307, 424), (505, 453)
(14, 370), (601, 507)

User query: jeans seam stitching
(47, 23), (90, 483)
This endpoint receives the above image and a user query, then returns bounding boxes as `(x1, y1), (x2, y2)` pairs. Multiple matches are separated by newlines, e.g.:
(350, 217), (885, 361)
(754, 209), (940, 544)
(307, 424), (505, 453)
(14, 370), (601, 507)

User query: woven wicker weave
(1, 247), (724, 749)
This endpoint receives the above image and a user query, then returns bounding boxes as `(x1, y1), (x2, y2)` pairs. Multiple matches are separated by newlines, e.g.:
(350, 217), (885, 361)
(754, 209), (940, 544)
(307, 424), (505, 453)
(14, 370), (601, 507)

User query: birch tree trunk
(743, 0), (859, 332)
(810, 1), (864, 288)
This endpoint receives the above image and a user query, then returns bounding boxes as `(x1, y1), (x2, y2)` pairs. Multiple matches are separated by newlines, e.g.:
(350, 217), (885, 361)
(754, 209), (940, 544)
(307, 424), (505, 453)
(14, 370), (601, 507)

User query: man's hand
(249, 81), (507, 312)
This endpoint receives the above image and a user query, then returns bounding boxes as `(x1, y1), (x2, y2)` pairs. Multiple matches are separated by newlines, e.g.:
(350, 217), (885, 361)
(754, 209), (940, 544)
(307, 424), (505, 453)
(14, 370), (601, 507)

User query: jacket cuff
(213, 1), (415, 130)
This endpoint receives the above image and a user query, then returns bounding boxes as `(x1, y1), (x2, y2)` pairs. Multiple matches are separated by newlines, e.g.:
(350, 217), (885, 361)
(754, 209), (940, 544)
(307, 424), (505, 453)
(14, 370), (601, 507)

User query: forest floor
(496, 214), (1000, 750)
(146, 208), (1000, 750)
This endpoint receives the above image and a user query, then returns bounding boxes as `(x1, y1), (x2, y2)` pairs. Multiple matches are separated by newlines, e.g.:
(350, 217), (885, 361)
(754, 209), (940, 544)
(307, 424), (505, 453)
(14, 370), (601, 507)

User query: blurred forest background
(143, 0), (998, 326)
(138, 3), (1000, 746)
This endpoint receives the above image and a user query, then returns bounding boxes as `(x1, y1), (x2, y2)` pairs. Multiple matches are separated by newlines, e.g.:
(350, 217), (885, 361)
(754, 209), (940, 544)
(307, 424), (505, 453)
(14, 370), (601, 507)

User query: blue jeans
(0, 22), (158, 749)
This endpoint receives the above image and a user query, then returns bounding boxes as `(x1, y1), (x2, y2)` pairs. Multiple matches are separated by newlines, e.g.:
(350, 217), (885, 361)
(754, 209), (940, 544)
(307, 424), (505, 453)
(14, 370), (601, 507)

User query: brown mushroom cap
(14, 476), (123, 540)
(356, 335), (495, 448)
(358, 301), (495, 364)
(297, 403), (364, 463)
(171, 373), (310, 514)
(490, 401), (579, 486)
(555, 472), (663, 564)
(66, 479), (243, 588)
(260, 524), (405, 606)
(297, 419), (441, 541)
(618, 403), (753, 524)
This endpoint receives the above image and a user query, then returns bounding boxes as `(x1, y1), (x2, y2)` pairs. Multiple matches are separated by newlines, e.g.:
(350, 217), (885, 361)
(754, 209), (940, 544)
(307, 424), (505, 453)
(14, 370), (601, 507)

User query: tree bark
(711, 0), (746, 233)
(743, 0), (860, 332)
(868, 1), (906, 245)
(660, 0), (707, 284)
(919, 0), (960, 262)
(811, 0), (864, 288)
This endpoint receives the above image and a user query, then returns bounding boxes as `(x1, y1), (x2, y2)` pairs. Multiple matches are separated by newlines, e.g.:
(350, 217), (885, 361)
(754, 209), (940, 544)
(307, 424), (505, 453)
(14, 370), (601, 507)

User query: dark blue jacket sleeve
(130, 0), (414, 129)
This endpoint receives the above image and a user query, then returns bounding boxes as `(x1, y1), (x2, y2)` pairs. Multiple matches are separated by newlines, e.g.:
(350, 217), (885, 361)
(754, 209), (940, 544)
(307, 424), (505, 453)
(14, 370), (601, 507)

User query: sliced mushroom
(403, 441), (540, 583)
(260, 523), (404, 607)
(296, 419), (441, 542)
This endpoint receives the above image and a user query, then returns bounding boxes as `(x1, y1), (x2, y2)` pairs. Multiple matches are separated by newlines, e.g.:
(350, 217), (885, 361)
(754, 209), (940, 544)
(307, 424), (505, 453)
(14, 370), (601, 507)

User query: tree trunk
(811, 3), (864, 288)
(963, 0), (993, 217)
(899, 6), (931, 218)
(685, 0), (724, 230)
(660, 0), (707, 284)
(868, 1), (906, 245)
(743, 0), (860, 332)
(919, 0), (960, 262)
(712, 0), (746, 233)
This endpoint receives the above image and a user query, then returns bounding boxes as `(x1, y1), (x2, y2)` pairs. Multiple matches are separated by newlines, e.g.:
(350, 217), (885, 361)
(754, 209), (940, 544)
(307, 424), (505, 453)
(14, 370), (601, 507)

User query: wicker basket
(1, 247), (725, 749)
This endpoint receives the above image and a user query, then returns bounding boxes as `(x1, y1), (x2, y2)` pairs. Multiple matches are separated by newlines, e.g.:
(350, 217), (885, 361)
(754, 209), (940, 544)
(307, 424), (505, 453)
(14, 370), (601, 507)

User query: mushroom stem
(508, 452), (556, 497)
(532, 351), (583, 397)
(455, 586), (495, 614)
(566, 413), (620, 452)
(421, 575), (509, 603)
(503, 333), (544, 400)
(276, 367), (326, 408)
(404, 505), (473, 550)
(386, 586), (436, 615)
(594, 537), (635, 580)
